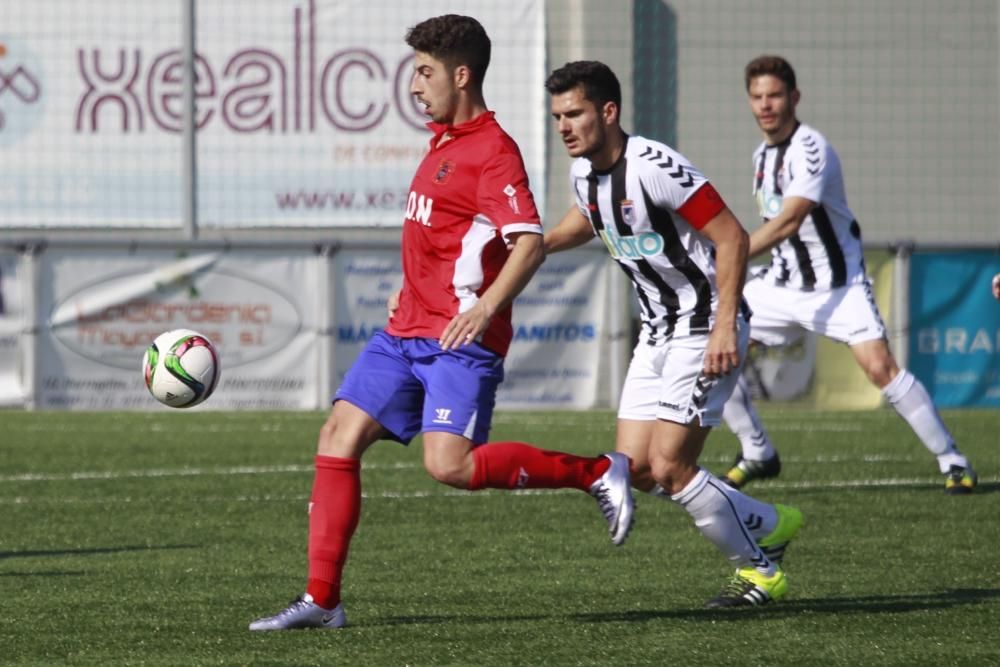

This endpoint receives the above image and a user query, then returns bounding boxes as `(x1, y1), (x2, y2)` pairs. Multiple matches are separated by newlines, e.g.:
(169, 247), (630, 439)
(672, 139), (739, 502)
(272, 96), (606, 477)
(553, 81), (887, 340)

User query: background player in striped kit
(248, 16), (636, 632)
(720, 55), (977, 495)
(544, 60), (803, 607)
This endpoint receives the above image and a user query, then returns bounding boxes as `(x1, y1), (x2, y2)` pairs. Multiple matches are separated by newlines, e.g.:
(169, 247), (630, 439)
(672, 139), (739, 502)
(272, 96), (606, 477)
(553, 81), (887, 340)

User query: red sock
(468, 441), (610, 491)
(306, 455), (361, 610)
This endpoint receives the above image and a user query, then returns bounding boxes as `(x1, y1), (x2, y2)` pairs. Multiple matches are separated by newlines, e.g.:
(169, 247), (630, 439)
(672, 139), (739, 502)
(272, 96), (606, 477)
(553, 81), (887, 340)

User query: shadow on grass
(572, 588), (1000, 623)
(372, 589), (1000, 627)
(0, 544), (201, 560)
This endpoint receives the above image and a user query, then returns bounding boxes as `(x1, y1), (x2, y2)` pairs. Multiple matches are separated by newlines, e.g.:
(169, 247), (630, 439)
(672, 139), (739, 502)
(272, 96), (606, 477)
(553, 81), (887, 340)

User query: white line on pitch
(2, 476), (994, 505)
(0, 454), (922, 484)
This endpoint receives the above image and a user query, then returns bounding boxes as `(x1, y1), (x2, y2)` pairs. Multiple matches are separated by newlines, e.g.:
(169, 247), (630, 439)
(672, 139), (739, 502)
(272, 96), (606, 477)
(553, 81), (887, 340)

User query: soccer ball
(142, 329), (220, 408)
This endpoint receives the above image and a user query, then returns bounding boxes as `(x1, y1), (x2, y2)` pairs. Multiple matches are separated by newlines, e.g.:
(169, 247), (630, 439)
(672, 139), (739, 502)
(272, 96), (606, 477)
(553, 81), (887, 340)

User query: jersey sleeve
(641, 149), (724, 229)
(676, 182), (727, 229)
(477, 150), (542, 240)
(783, 140), (828, 204)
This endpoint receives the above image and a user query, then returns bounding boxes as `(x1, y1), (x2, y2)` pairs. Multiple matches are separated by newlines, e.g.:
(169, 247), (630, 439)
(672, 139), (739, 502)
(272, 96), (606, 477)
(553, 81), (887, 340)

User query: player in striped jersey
(721, 55), (977, 495)
(544, 60), (803, 608)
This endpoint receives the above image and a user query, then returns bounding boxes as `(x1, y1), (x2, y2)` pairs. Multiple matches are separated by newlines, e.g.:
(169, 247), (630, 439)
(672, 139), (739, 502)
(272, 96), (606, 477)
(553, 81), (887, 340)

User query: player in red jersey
(249, 15), (634, 632)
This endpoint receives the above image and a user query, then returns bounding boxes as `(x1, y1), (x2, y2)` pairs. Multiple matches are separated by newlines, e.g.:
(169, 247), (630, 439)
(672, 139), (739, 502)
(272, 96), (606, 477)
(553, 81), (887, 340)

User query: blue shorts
(334, 331), (505, 445)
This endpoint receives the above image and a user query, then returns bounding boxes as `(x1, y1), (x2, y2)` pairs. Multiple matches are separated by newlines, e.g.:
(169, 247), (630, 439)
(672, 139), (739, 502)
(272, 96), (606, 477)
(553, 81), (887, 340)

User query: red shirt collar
(427, 110), (496, 145)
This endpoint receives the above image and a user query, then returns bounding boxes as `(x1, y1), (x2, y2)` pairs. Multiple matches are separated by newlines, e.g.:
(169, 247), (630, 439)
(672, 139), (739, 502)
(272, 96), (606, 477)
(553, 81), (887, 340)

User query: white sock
(722, 374), (776, 461)
(652, 482), (778, 541)
(671, 469), (775, 574)
(882, 369), (968, 474)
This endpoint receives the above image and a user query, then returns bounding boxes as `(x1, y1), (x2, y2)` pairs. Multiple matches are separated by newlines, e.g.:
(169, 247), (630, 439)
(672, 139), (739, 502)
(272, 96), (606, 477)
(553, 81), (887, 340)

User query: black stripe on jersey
(641, 184), (713, 334)
(586, 174), (605, 232)
(609, 160), (632, 237)
(770, 143), (789, 195)
(754, 151), (767, 194)
(772, 251), (791, 285)
(788, 233), (817, 291)
(810, 205), (847, 288)
(608, 160), (675, 342)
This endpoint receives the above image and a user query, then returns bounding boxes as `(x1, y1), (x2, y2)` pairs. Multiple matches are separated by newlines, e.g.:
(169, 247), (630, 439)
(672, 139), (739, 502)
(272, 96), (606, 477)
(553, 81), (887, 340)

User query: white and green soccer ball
(142, 329), (220, 408)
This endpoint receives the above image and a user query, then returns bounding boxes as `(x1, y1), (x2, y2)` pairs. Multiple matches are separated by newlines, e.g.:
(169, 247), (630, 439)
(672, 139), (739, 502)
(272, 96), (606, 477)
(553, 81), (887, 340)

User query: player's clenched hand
(440, 301), (494, 351)
(704, 326), (740, 378)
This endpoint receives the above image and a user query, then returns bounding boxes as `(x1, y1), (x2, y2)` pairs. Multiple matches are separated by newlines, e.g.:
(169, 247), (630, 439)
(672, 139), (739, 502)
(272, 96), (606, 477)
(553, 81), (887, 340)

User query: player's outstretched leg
(721, 375), (781, 488)
(468, 442), (636, 545)
(249, 594), (346, 631)
(589, 452), (636, 546)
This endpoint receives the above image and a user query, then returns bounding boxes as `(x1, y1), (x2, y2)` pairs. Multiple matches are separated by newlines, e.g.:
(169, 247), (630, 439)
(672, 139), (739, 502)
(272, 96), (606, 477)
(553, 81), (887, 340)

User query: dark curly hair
(545, 60), (622, 114)
(405, 15), (491, 88)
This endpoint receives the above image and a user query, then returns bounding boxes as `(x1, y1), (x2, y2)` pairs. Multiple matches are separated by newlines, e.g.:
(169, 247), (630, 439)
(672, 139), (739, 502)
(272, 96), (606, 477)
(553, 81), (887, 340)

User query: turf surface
(2, 408), (998, 665)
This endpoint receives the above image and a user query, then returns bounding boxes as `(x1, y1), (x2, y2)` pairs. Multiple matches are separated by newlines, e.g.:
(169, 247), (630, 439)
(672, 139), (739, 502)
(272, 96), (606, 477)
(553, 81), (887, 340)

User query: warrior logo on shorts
(432, 408), (452, 424)
(433, 159), (455, 185)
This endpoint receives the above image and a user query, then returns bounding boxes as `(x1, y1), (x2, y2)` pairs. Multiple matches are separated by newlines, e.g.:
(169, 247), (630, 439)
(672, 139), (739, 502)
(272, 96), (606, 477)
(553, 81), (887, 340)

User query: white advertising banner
(0, 252), (25, 406)
(499, 253), (608, 409)
(37, 249), (319, 410)
(332, 248), (608, 410)
(0, 0), (546, 228)
(332, 249), (404, 389)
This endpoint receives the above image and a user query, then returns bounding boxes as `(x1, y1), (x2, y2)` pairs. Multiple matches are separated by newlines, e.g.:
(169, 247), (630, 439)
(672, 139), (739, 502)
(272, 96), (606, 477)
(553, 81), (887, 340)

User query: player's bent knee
(316, 412), (369, 457)
(423, 459), (470, 489)
(649, 456), (695, 495)
(863, 360), (899, 388)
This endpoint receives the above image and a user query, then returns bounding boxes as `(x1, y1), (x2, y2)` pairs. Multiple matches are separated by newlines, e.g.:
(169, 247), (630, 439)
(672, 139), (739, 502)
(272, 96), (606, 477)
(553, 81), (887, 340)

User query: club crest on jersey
(503, 183), (520, 215)
(433, 159), (455, 185)
(620, 199), (636, 226)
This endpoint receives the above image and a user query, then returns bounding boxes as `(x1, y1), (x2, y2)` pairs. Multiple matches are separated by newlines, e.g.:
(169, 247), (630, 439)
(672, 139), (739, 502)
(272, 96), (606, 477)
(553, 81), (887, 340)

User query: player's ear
(791, 88), (801, 107)
(602, 100), (619, 127)
(454, 64), (472, 90)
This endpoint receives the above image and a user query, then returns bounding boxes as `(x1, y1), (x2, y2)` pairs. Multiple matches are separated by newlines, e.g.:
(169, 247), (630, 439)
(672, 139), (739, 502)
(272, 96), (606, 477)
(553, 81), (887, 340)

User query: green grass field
(2, 408), (998, 666)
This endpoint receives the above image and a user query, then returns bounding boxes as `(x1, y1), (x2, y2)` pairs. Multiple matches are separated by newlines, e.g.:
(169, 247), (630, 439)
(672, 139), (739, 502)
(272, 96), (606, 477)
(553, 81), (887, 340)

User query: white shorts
(744, 277), (887, 347)
(618, 317), (750, 426)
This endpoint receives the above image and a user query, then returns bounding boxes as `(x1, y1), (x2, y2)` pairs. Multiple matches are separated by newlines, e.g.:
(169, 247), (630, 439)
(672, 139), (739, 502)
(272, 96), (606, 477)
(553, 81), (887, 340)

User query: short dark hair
(744, 55), (797, 92)
(545, 60), (622, 113)
(405, 15), (491, 88)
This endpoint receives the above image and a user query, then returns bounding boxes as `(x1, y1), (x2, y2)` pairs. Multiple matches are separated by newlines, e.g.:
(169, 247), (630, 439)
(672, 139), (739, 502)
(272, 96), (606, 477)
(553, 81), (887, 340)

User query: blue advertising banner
(909, 251), (1000, 407)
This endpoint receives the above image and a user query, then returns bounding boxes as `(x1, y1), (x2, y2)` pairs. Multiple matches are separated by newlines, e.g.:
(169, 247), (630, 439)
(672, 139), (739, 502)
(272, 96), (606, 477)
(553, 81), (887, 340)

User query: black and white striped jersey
(752, 122), (865, 290)
(571, 134), (742, 344)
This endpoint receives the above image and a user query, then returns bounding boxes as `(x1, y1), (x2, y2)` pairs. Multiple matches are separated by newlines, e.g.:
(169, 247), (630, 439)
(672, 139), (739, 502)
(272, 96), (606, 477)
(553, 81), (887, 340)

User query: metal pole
(21, 243), (41, 410)
(892, 242), (912, 370)
(181, 0), (198, 240)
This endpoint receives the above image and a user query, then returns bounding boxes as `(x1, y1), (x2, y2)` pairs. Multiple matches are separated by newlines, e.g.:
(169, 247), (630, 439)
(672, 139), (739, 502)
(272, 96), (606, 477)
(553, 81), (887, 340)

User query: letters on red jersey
(386, 111), (542, 357)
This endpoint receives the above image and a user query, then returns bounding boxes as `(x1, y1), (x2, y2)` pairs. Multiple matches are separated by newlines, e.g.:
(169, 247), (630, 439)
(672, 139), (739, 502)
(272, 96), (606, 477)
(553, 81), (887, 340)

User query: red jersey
(386, 111), (542, 356)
